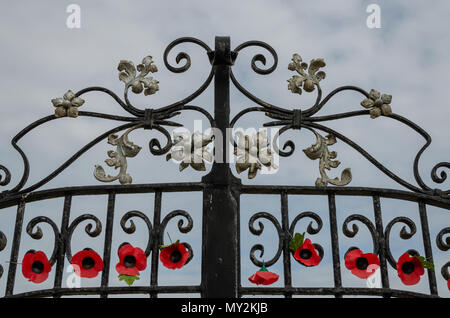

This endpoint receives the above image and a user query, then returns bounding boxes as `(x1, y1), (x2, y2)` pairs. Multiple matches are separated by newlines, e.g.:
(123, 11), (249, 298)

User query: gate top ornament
(0, 36), (449, 201)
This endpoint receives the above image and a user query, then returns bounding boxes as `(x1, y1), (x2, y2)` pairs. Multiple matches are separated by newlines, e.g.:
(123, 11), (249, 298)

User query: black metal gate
(0, 36), (449, 298)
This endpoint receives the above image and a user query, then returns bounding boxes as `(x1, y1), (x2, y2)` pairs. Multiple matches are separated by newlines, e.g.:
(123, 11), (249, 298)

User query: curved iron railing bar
(0, 165), (11, 187)
(303, 122), (425, 194)
(384, 216), (418, 268)
(288, 211), (323, 236)
(302, 85), (369, 117)
(437, 227), (450, 251)
(230, 70), (291, 115)
(342, 214), (379, 254)
(441, 262), (450, 282)
(13, 122), (137, 195)
(26, 216), (61, 265)
(232, 40), (278, 75)
(432, 162), (450, 187)
(66, 214), (102, 262)
(248, 212), (283, 267)
(120, 210), (153, 257)
(305, 110), (369, 122)
(153, 69), (214, 115)
(77, 111), (140, 122)
(163, 37), (213, 73)
(271, 124), (295, 157)
(159, 209), (194, 264)
(75, 86), (142, 117)
(148, 124), (173, 156)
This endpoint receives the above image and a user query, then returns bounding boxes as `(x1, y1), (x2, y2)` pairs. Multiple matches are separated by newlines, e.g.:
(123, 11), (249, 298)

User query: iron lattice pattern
(0, 37), (449, 298)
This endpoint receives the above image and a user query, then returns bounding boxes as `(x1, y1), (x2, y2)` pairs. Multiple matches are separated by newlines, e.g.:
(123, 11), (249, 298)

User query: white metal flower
(234, 130), (278, 179)
(51, 90), (85, 118)
(118, 55), (159, 96)
(361, 89), (392, 119)
(166, 131), (214, 171)
(287, 53), (326, 94)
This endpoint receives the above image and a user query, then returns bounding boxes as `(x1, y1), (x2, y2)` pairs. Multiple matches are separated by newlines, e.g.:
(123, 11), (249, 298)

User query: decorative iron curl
(233, 40), (278, 75)
(384, 217), (418, 268)
(120, 210), (153, 257)
(248, 212), (283, 267)
(431, 162), (450, 189)
(437, 227), (450, 251)
(148, 125), (173, 156)
(159, 209), (194, 264)
(289, 211), (324, 265)
(26, 216), (61, 265)
(0, 231), (6, 278)
(342, 214), (379, 254)
(271, 125), (295, 157)
(66, 214), (102, 262)
(0, 165), (11, 187)
(163, 37), (212, 73)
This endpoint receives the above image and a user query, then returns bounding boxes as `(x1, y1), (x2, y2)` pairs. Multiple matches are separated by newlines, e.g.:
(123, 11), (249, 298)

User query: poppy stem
(167, 233), (173, 244)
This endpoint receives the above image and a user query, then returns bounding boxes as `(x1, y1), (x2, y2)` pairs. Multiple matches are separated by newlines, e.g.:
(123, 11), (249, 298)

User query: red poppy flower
(447, 278), (450, 291)
(71, 248), (104, 278)
(21, 250), (51, 283)
(160, 242), (190, 270)
(293, 238), (321, 266)
(396, 252), (424, 285)
(344, 248), (380, 279)
(116, 243), (147, 276)
(248, 264), (279, 285)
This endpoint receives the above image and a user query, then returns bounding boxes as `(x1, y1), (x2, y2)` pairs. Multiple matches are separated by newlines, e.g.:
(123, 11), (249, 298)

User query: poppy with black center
(396, 252), (424, 286)
(344, 248), (380, 279)
(71, 248), (104, 278)
(21, 250), (52, 283)
(160, 242), (190, 270)
(248, 264), (279, 285)
(116, 243), (147, 276)
(293, 238), (321, 267)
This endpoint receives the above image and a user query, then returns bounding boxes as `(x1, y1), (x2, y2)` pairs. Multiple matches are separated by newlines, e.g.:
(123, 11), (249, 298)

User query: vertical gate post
(201, 36), (241, 297)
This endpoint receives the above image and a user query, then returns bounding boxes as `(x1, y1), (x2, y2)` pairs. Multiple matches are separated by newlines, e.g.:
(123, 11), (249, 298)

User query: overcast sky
(0, 0), (449, 298)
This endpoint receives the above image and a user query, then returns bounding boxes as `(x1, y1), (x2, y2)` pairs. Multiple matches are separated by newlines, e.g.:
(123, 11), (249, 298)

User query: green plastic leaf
(289, 232), (305, 252)
(118, 273), (140, 286)
(417, 256), (434, 270)
(259, 264), (268, 272)
(159, 240), (180, 250)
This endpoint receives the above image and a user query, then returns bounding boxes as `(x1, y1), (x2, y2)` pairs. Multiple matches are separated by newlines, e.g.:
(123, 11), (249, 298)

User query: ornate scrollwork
(94, 125), (142, 185)
(303, 129), (352, 187)
(437, 227), (450, 251)
(118, 56), (159, 103)
(159, 210), (194, 264)
(289, 211), (324, 262)
(120, 210), (153, 257)
(342, 214), (378, 254)
(66, 214), (102, 261)
(26, 216), (61, 265)
(287, 54), (326, 95)
(0, 165), (11, 188)
(384, 217), (418, 268)
(248, 212), (283, 267)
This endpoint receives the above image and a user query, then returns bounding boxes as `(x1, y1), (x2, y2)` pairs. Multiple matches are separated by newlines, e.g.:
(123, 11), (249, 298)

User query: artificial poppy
(396, 252), (425, 286)
(21, 250), (51, 283)
(293, 238), (321, 267)
(160, 241), (190, 270)
(447, 278), (450, 292)
(248, 264), (279, 285)
(344, 247), (380, 279)
(71, 248), (104, 278)
(116, 243), (147, 277)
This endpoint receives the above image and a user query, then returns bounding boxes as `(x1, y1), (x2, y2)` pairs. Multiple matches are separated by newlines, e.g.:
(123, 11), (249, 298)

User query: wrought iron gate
(0, 36), (449, 298)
